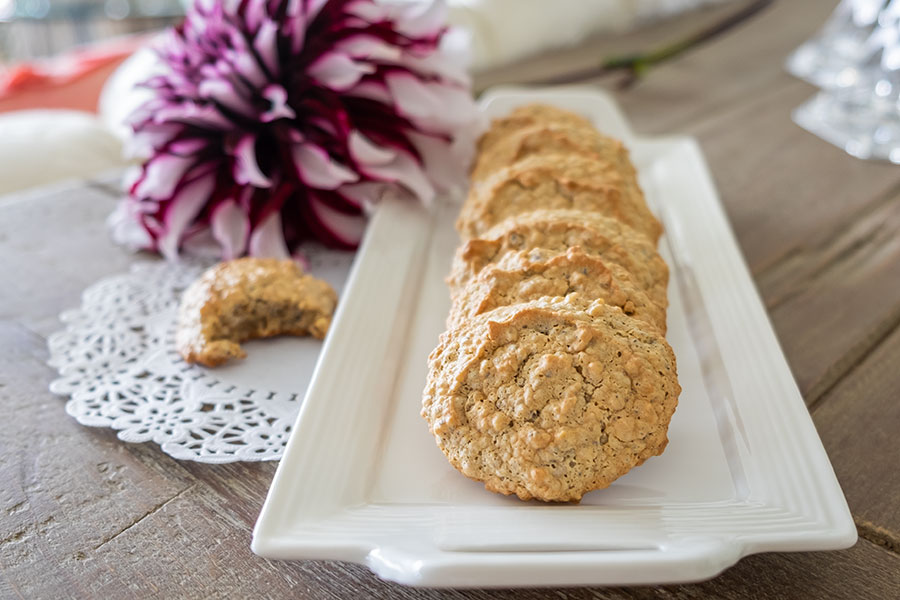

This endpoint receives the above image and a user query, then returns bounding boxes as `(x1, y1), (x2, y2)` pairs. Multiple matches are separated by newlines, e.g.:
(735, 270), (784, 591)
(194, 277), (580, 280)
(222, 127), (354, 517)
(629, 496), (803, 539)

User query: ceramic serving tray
(252, 86), (856, 587)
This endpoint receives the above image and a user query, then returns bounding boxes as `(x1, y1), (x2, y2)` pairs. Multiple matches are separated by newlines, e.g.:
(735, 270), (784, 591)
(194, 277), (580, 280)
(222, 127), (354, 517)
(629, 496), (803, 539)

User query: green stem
(538, 0), (775, 88)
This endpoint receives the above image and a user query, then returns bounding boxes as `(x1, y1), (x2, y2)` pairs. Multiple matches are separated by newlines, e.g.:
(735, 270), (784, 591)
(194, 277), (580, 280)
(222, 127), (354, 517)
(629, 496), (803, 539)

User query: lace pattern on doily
(48, 251), (352, 463)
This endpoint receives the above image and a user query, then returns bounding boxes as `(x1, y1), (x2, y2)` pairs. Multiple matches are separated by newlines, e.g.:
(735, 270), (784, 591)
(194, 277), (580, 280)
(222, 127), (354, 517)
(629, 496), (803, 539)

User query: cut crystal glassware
(791, 0), (900, 162)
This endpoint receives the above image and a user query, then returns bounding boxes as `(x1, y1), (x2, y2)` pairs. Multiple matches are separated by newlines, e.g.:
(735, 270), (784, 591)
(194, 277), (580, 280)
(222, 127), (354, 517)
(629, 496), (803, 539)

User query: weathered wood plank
(472, 1), (744, 93)
(609, 0), (829, 135)
(475, 540), (900, 600)
(766, 196), (900, 404)
(0, 185), (142, 337)
(3, 0), (899, 597)
(812, 324), (900, 545)
(474, 0), (837, 137)
(177, 461), (278, 528)
(0, 321), (196, 598)
(676, 81), (900, 280)
(11, 448), (900, 600)
(657, 77), (900, 401)
(626, 539), (900, 600)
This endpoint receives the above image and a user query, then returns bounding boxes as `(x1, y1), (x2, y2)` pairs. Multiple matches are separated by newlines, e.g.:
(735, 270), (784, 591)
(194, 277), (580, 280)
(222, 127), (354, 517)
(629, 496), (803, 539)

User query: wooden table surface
(2, 1), (899, 597)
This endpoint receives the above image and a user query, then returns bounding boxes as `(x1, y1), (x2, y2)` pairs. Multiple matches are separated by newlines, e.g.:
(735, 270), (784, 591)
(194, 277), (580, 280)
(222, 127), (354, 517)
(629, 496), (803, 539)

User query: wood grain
(475, 0), (835, 135)
(669, 80), (900, 401)
(472, 1), (744, 93)
(812, 324), (900, 544)
(0, 321), (192, 598)
(3, 0), (900, 596)
(0, 183), (141, 337)
(608, 0), (830, 135)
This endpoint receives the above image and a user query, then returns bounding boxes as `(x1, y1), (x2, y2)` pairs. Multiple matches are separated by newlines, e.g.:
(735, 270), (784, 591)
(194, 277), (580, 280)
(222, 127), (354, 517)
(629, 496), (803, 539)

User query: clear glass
(786, 0), (887, 89)
(792, 1), (900, 163)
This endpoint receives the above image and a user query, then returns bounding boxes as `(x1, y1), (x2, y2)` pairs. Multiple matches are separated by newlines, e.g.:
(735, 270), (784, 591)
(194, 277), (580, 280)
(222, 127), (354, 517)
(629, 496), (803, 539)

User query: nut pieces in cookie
(422, 300), (680, 502)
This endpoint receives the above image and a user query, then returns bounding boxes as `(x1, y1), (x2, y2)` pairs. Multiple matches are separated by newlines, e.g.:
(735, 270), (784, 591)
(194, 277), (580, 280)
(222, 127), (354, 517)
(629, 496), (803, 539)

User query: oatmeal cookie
(471, 123), (636, 185)
(448, 209), (669, 311)
(477, 104), (593, 159)
(176, 257), (337, 367)
(422, 299), (680, 502)
(447, 246), (666, 333)
(458, 153), (661, 242)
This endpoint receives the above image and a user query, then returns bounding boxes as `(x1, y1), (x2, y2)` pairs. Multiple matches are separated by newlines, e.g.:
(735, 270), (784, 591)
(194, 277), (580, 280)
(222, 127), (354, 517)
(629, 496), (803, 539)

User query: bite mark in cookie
(176, 257), (337, 367)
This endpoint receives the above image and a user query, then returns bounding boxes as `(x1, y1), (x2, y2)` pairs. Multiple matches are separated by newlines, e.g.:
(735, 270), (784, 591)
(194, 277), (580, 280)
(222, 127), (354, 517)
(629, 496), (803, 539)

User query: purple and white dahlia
(113, 0), (482, 259)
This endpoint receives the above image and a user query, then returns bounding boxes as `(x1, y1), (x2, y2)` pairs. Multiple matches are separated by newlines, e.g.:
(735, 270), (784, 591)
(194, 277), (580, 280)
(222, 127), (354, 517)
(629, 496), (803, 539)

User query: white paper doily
(47, 248), (354, 463)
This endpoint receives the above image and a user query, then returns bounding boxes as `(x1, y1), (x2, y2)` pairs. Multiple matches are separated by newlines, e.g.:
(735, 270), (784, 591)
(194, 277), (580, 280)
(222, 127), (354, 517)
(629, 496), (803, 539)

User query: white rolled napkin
(0, 110), (123, 195)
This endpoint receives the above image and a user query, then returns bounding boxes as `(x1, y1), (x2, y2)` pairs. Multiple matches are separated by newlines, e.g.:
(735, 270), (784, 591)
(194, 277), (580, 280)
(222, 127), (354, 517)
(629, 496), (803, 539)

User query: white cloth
(449, 0), (737, 71)
(0, 110), (123, 196)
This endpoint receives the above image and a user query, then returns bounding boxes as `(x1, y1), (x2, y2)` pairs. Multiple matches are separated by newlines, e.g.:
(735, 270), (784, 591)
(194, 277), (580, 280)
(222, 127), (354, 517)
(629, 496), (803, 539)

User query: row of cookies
(421, 104), (681, 502)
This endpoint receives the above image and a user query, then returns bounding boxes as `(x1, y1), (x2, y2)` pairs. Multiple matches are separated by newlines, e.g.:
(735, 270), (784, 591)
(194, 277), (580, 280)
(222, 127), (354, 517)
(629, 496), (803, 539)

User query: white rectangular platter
(252, 87), (856, 587)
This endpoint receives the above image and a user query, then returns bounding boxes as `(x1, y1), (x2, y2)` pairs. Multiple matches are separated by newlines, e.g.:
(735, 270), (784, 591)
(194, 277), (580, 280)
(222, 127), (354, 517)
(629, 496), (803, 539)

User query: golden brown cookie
(471, 123), (636, 185)
(476, 104), (594, 160)
(422, 298), (680, 502)
(176, 257), (337, 367)
(458, 153), (661, 242)
(448, 209), (669, 311)
(447, 246), (666, 333)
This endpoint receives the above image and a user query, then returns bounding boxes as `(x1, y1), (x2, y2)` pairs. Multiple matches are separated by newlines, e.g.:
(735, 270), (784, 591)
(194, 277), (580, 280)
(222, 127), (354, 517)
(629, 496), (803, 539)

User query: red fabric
(0, 34), (153, 114)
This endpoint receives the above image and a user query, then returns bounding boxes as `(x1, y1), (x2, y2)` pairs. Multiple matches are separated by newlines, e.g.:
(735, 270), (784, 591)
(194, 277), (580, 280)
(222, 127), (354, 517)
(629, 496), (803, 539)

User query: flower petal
(198, 79), (256, 117)
(387, 73), (479, 132)
(260, 84), (296, 122)
(153, 101), (232, 130)
(423, 83), (480, 127)
(168, 138), (208, 155)
(361, 149), (435, 205)
(400, 30), (471, 85)
(346, 80), (392, 104)
(345, 1), (385, 23)
(283, 2), (307, 54)
(292, 144), (359, 189)
(134, 153), (197, 200)
(406, 130), (464, 192)
(125, 123), (184, 161)
(348, 131), (396, 166)
(233, 135), (272, 188)
(158, 173), (217, 260)
(107, 198), (153, 250)
(243, 0), (267, 32)
(304, 0), (329, 21)
(230, 49), (268, 89)
(248, 210), (290, 258)
(337, 35), (402, 62)
(253, 20), (280, 75)
(392, 0), (447, 39)
(338, 181), (388, 212)
(308, 52), (375, 92)
(385, 71), (441, 120)
(309, 194), (367, 247)
(211, 198), (250, 259)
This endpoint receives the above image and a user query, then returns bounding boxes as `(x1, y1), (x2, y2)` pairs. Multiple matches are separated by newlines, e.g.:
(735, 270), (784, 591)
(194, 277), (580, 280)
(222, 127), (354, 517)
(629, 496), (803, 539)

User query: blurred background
(0, 0), (181, 61)
(0, 0), (748, 196)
